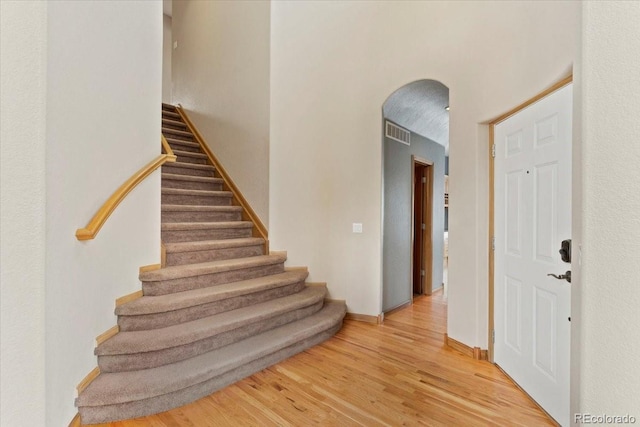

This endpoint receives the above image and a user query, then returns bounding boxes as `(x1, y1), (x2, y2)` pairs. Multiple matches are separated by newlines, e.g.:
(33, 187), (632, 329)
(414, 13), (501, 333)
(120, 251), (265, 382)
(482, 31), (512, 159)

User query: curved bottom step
(77, 302), (346, 424)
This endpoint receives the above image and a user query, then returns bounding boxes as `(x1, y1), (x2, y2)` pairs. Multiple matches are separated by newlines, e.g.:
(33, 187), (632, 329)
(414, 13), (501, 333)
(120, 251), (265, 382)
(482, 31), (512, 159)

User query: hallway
(87, 292), (554, 426)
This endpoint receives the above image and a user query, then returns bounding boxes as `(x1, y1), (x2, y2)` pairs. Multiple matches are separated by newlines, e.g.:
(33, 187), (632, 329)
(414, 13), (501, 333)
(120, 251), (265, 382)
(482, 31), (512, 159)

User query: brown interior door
(413, 164), (424, 295)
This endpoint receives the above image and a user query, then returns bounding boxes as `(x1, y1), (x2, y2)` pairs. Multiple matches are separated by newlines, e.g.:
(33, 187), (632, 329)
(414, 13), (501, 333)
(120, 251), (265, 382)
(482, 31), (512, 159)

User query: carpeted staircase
(75, 104), (346, 424)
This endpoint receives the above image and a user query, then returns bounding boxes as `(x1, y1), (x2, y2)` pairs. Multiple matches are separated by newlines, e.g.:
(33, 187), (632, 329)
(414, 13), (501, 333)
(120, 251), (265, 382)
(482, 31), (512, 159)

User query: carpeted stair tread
(164, 138), (200, 149)
(97, 286), (326, 356)
(161, 188), (232, 198)
(75, 104), (347, 424)
(161, 204), (242, 213)
(161, 221), (253, 232)
(117, 270), (307, 317)
(162, 118), (187, 128)
(164, 237), (264, 255)
(163, 162), (214, 172)
(77, 302), (346, 407)
(162, 127), (193, 138)
(161, 174), (223, 185)
(161, 205), (245, 226)
(140, 253), (285, 282)
(172, 150), (208, 159)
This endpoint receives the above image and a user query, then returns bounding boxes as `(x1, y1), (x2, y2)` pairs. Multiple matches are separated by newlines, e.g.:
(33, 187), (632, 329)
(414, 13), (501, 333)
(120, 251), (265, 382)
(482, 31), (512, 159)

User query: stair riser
(101, 301), (323, 373)
(162, 179), (223, 192)
(162, 165), (215, 177)
(162, 111), (180, 120)
(118, 281), (303, 332)
(163, 133), (194, 143)
(161, 193), (232, 206)
(167, 141), (201, 153)
(78, 325), (341, 424)
(174, 155), (208, 165)
(166, 244), (263, 266)
(163, 129), (193, 140)
(142, 263), (285, 296)
(161, 227), (251, 243)
(162, 123), (188, 132)
(161, 210), (242, 223)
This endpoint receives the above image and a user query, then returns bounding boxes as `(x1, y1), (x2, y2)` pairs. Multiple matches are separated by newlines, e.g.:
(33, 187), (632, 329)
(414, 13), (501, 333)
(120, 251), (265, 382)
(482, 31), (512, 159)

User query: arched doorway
(381, 79), (449, 313)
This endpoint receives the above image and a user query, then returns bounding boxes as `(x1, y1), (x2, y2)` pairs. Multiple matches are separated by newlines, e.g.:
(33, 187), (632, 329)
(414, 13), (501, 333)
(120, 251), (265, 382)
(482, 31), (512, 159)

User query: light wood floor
(88, 291), (554, 426)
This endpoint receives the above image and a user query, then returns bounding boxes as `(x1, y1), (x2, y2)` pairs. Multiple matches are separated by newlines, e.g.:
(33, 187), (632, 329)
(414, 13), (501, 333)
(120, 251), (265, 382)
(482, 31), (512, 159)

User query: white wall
(45, 1), (162, 424)
(172, 0), (270, 225)
(578, 1), (640, 420)
(163, 14), (173, 104)
(0, 2), (47, 425)
(270, 1), (579, 346)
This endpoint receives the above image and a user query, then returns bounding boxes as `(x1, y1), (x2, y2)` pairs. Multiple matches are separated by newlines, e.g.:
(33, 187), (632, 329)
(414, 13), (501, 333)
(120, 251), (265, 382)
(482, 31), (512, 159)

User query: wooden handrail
(75, 138), (177, 241)
(175, 105), (269, 251)
(161, 134), (175, 157)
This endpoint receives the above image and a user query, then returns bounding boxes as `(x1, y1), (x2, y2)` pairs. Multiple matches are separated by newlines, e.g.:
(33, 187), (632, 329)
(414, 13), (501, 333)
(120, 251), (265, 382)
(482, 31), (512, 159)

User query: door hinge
(422, 176), (427, 184)
(421, 269), (426, 277)
(491, 144), (496, 158)
(422, 223), (426, 230)
(491, 236), (496, 251)
(492, 329), (495, 344)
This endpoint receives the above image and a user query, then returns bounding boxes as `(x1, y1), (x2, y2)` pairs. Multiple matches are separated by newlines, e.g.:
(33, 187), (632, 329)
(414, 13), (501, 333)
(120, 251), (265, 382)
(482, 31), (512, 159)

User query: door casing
(488, 75), (573, 362)
(411, 155), (434, 299)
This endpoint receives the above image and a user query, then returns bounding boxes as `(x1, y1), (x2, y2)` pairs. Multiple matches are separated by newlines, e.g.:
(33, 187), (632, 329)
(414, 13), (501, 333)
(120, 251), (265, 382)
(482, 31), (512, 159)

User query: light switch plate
(352, 223), (363, 233)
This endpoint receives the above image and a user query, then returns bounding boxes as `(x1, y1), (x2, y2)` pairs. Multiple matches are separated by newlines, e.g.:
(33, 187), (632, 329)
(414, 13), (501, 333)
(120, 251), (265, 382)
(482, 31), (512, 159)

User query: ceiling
(383, 80), (449, 154)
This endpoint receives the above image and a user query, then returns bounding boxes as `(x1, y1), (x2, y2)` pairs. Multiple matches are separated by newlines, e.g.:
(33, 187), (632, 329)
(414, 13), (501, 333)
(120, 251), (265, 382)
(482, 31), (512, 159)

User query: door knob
(547, 270), (571, 283)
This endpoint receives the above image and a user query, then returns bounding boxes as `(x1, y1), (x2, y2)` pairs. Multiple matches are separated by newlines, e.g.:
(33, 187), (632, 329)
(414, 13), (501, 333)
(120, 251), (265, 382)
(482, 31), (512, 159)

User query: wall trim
(115, 290), (143, 307)
(139, 263), (161, 274)
(284, 266), (308, 272)
(383, 300), (412, 316)
(95, 325), (119, 346)
(444, 333), (488, 361)
(345, 312), (383, 325)
(75, 366), (100, 396)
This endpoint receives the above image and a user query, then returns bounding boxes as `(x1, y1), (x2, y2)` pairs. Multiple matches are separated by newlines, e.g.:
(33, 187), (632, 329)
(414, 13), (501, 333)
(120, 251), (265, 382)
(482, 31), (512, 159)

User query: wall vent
(385, 121), (410, 145)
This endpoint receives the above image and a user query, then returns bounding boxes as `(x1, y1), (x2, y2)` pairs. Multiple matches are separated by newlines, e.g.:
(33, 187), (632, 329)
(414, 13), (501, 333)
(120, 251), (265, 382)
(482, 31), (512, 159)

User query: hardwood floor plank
(81, 292), (554, 426)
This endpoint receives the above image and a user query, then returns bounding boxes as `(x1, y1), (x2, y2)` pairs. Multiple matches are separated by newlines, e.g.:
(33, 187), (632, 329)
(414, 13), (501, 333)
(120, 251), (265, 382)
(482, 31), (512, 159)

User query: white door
(494, 84), (572, 426)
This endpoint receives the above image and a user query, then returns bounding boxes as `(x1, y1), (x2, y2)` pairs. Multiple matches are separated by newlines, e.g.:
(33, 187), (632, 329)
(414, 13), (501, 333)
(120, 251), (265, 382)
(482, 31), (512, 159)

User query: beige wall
(0, 1), (47, 425)
(163, 14), (172, 104)
(270, 0), (580, 347)
(44, 1), (162, 424)
(172, 0), (270, 225)
(577, 1), (640, 421)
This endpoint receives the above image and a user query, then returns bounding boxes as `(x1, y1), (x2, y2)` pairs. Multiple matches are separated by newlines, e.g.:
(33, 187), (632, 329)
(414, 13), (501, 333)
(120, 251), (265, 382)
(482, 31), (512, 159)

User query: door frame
(488, 75), (573, 362)
(411, 155), (434, 300)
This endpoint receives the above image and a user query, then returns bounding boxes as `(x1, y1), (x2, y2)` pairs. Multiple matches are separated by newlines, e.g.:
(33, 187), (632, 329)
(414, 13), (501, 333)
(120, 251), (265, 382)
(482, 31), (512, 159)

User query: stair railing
(75, 136), (176, 240)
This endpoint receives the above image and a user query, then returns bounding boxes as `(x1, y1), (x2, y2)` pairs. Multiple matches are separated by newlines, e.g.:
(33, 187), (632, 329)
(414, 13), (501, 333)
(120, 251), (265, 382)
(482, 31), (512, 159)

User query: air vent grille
(385, 121), (410, 145)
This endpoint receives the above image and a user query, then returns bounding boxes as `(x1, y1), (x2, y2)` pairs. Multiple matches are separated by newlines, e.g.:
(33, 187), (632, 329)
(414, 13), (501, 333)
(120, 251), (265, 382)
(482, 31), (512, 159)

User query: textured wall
(578, 1), (640, 421)
(270, 0), (579, 345)
(383, 132), (445, 311)
(0, 2), (47, 425)
(45, 2), (162, 424)
(172, 0), (270, 226)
